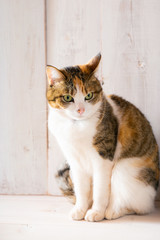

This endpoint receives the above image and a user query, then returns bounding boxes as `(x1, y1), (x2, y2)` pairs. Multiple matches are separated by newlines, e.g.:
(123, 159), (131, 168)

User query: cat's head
(46, 53), (103, 120)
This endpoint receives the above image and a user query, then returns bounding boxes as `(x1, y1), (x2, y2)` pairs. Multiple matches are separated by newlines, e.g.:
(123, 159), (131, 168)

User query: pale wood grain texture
(0, 196), (160, 240)
(47, 0), (160, 197)
(0, 0), (47, 194)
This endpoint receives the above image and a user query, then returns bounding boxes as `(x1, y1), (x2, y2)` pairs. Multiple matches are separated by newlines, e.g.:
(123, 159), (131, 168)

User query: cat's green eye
(85, 92), (93, 101)
(63, 95), (74, 102)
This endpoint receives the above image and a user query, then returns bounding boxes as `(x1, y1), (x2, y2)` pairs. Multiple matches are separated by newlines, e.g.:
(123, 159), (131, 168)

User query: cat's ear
(46, 65), (65, 86)
(80, 53), (101, 75)
(86, 53), (101, 73)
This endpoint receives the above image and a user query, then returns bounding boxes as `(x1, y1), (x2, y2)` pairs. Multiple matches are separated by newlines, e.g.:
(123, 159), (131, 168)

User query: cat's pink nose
(77, 107), (85, 115)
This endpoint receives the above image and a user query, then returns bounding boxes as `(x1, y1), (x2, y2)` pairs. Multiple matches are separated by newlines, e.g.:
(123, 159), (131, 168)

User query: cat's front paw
(70, 206), (86, 221)
(85, 209), (105, 222)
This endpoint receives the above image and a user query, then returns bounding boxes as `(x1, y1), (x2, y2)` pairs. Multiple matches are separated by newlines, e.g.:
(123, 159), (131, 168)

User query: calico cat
(46, 53), (159, 222)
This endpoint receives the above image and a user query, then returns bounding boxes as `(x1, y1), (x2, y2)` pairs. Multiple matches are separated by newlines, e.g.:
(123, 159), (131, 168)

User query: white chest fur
(48, 108), (99, 174)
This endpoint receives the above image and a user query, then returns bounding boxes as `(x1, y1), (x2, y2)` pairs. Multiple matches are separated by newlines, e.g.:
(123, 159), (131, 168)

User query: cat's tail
(55, 162), (76, 204)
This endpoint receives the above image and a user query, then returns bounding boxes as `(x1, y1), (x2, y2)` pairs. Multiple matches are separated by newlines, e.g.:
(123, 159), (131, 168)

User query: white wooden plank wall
(47, 0), (160, 197)
(0, 0), (47, 194)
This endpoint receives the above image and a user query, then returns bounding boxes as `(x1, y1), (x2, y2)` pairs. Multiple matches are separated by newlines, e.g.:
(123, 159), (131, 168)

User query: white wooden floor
(0, 196), (160, 240)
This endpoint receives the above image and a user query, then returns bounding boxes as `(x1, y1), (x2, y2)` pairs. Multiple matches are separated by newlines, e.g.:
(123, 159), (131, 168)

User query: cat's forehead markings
(73, 76), (86, 95)
(64, 66), (82, 77)
(74, 84), (85, 102)
(73, 76), (82, 87)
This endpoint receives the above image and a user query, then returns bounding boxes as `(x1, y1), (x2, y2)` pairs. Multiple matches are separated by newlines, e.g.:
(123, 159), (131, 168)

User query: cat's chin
(73, 113), (99, 121)
(67, 113), (93, 121)
(71, 115), (90, 121)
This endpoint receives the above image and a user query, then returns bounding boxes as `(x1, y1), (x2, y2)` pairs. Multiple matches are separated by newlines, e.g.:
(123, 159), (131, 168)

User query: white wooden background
(0, 0), (47, 194)
(0, 0), (160, 198)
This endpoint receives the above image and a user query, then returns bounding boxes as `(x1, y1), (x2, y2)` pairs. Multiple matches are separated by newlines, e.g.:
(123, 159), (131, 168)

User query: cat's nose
(77, 107), (85, 115)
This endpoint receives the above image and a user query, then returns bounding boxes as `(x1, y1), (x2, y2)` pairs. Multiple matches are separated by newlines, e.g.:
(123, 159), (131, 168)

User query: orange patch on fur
(118, 124), (136, 147)
(79, 64), (90, 74)
(73, 76), (86, 95)
(48, 100), (60, 109)
(118, 107), (138, 148)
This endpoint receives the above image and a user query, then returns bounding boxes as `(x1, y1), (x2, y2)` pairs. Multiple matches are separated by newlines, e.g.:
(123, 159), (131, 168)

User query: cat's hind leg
(105, 192), (135, 220)
(105, 158), (156, 220)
